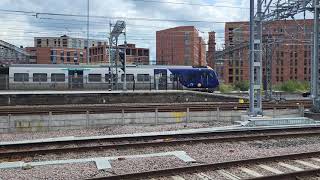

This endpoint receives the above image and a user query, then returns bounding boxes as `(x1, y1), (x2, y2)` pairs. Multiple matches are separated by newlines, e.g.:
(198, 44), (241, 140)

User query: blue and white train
(3, 64), (219, 91)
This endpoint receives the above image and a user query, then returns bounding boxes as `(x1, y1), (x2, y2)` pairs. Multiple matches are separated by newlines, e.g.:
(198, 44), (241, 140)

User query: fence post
(48, 111), (52, 131)
(122, 109), (125, 125)
(217, 107), (220, 122)
(186, 107), (190, 126)
(273, 107), (276, 118)
(8, 114), (11, 133)
(155, 108), (158, 125)
(5, 75), (8, 90)
(299, 105), (304, 117)
(209, 109), (213, 124)
(86, 111), (90, 128)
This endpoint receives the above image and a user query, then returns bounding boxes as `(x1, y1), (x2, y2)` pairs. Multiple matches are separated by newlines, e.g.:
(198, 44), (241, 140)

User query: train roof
(9, 64), (207, 69)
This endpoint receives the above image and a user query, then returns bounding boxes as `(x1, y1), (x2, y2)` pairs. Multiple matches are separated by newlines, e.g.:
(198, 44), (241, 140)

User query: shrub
(219, 83), (233, 93)
(234, 81), (249, 91)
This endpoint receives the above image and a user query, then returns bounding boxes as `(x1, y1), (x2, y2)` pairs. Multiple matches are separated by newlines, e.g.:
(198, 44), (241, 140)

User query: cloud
(5, 0), (306, 61)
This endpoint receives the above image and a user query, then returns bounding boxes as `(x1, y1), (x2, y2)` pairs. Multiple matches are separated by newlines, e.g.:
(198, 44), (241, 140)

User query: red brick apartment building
(156, 26), (206, 66)
(26, 43), (149, 65)
(207, 31), (216, 68)
(25, 47), (87, 64)
(90, 43), (149, 65)
(215, 19), (313, 85)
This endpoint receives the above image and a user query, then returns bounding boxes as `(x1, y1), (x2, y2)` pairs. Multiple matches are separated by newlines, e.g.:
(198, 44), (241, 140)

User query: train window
(105, 74), (111, 82)
(169, 74), (174, 81)
(88, 74), (102, 82)
(14, 73), (29, 82)
(51, 73), (65, 82)
(137, 74), (150, 82)
(33, 73), (47, 82)
(121, 74), (134, 82)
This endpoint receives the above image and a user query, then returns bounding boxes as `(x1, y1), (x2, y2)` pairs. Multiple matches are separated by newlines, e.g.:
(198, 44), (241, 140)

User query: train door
(154, 69), (167, 90)
(0, 67), (8, 90)
(68, 70), (83, 89)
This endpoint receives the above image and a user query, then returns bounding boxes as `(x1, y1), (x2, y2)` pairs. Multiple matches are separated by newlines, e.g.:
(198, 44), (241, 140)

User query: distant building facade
(90, 43), (149, 65)
(206, 31), (216, 68)
(34, 35), (107, 49)
(26, 43), (149, 65)
(156, 26), (206, 66)
(25, 47), (87, 64)
(215, 19), (313, 85)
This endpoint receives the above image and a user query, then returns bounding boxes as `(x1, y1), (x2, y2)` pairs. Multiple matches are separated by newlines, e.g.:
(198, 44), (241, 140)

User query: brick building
(34, 35), (106, 49)
(215, 19), (312, 85)
(156, 26), (206, 66)
(25, 47), (87, 64)
(207, 31), (216, 68)
(28, 34), (149, 65)
(89, 43), (149, 65)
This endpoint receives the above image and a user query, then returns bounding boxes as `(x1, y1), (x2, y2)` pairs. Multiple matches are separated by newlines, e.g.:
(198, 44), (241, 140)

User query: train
(0, 64), (220, 91)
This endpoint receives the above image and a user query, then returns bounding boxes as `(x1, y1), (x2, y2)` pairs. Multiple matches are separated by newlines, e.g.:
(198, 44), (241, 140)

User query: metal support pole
(123, 29), (127, 91)
(249, 0), (263, 116)
(86, 0), (90, 64)
(249, 0), (255, 115)
(256, 0), (263, 115)
(109, 22), (113, 91)
(312, 0), (320, 112)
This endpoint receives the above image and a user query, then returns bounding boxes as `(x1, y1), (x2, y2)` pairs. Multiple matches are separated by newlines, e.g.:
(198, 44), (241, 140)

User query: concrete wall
(0, 91), (241, 106)
(0, 108), (302, 133)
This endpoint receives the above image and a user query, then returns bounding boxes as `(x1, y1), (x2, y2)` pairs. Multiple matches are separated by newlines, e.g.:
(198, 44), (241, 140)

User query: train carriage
(7, 64), (219, 91)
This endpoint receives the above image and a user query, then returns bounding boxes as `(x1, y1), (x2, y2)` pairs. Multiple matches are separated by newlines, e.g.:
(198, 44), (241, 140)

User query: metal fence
(0, 74), (187, 91)
(0, 107), (303, 133)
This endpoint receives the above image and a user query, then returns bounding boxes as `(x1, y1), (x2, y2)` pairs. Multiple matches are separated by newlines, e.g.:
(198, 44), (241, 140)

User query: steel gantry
(109, 20), (127, 91)
(249, 0), (319, 115)
(0, 40), (30, 65)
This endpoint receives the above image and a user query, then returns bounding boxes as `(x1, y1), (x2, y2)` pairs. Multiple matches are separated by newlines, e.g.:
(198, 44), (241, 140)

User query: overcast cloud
(0, 0), (252, 62)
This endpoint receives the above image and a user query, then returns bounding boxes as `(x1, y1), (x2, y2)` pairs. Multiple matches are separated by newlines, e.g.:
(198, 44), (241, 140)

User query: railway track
(1, 126), (320, 161)
(87, 150), (320, 180)
(0, 100), (311, 115)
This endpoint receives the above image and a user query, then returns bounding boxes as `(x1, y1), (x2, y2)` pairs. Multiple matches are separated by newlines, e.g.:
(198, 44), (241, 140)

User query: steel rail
(85, 150), (320, 180)
(2, 127), (320, 160)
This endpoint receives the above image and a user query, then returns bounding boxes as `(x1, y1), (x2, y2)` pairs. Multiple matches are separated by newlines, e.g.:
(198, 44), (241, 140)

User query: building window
(126, 49), (130, 55)
(88, 74), (102, 82)
(144, 49), (149, 56)
(33, 73), (47, 82)
(60, 51), (64, 62)
(14, 73), (29, 82)
(37, 39), (42, 47)
(74, 51), (78, 63)
(51, 73), (65, 82)
(137, 74), (150, 82)
(121, 74), (134, 82)
(105, 74), (111, 82)
(67, 52), (71, 62)
(63, 39), (68, 47)
(132, 50), (137, 56)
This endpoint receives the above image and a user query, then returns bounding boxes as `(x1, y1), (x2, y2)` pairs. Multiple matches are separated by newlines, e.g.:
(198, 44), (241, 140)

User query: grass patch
(274, 80), (310, 93)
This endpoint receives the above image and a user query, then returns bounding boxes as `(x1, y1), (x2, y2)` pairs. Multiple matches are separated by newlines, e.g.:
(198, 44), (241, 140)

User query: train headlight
(197, 83), (202, 87)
